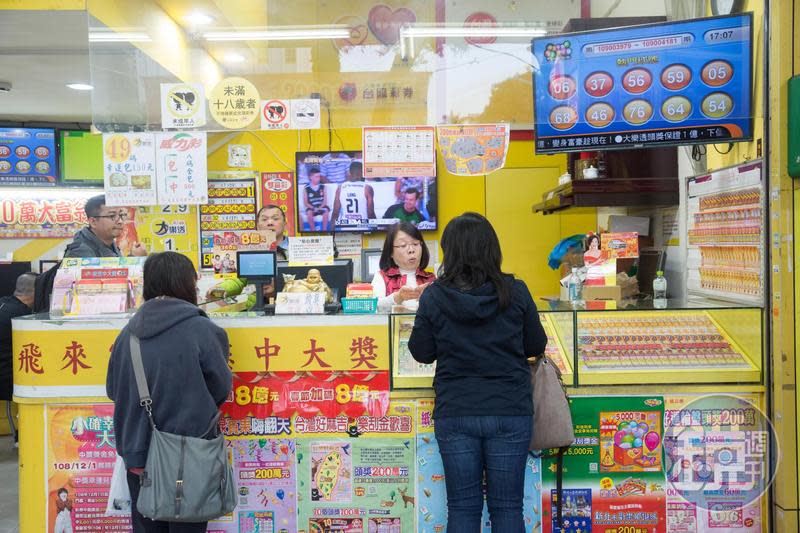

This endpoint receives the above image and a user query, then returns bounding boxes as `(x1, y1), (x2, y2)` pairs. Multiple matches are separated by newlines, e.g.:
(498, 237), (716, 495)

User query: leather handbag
(529, 355), (575, 528)
(129, 335), (236, 522)
(529, 355), (575, 451)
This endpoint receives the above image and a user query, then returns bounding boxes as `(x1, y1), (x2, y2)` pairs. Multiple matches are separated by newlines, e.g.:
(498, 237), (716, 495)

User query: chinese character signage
(362, 126), (436, 178)
(0, 191), (94, 238)
(160, 83), (206, 129)
(209, 77), (260, 130)
(436, 124), (509, 175)
(532, 14), (753, 153)
(155, 132), (208, 205)
(131, 205), (199, 268)
(540, 396), (667, 533)
(102, 133), (158, 206)
(0, 127), (57, 186)
(261, 172), (296, 238)
(201, 172), (258, 270)
(46, 404), (131, 532)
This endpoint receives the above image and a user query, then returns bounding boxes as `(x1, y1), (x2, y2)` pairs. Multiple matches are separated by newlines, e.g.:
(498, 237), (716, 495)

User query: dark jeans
(126, 471), (208, 533)
(435, 415), (532, 533)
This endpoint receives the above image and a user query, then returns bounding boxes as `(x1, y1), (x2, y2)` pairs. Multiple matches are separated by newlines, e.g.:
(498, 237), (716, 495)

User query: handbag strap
(129, 335), (156, 429)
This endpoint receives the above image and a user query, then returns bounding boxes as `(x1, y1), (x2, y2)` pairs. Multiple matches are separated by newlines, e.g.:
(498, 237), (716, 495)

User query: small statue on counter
(282, 269), (334, 303)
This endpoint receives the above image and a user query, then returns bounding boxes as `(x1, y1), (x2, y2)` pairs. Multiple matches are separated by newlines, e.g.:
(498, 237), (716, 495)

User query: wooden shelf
(533, 178), (679, 215)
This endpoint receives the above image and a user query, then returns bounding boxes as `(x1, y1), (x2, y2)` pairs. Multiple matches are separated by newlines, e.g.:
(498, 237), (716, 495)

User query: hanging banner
(0, 191), (93, 238)
(541, 396), (667, 533)
(160, 83), (207, 129)
(436, 124), (509, 176)
(201, 172), (258, 269)
(261, 172), (297, 238)
(221, 371), (390, 420)
(102, 133), (158, 206)
(155, 132), (208, 205)
(362, 126), (436, 178)
(46, 403), (131, 533)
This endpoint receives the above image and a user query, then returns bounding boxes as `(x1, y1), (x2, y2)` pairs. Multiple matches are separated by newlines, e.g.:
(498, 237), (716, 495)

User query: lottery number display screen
(532, 13), (753, 154)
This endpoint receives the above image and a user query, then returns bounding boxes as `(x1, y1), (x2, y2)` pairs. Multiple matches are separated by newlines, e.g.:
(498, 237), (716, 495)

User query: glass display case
(389, 309), (575, 389)
(390, 300), (763, 389)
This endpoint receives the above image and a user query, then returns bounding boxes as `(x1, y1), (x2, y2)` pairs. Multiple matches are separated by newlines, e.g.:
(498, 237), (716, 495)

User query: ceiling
(0, 10), (93, 124)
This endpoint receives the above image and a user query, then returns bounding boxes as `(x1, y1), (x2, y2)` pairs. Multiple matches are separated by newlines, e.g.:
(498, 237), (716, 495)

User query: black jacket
(106, 297), (232, 468)
(408, 278), (547, 419)
(64, 227), (121, 258)
(0, 296), (31, 400)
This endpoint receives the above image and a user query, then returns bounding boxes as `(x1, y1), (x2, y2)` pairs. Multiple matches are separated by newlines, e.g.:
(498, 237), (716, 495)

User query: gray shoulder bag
(529, 355), (575, 529)
(129, 335), (236, 522)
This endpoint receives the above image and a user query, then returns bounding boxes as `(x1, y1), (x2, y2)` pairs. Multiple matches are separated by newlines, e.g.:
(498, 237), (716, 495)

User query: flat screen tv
(59, 130), (103, 185)
(531, 13), (753, 153)
(0, 127), (57, 186)
(295, 151), (437, 233)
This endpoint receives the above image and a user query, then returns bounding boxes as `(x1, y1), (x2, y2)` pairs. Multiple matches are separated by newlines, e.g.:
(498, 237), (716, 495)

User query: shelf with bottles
(572, 308), (762, 385)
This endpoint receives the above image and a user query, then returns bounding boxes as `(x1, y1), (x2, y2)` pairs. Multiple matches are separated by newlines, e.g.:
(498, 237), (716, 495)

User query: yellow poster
(117, 205), (199, 268)
(209, 77), (261, 130)
(45, 404), (130, 532)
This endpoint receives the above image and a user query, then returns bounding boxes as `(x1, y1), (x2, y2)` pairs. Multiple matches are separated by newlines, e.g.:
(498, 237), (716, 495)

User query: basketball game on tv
(295, 151), (437, 233)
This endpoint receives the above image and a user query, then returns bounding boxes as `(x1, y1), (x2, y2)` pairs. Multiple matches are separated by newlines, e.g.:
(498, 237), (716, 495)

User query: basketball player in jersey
(303, 167), (331, 231)
(332, 162), (375, 227)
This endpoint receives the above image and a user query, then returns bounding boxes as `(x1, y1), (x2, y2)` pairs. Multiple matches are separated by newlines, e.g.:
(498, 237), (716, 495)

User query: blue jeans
(435, 415), (532, 533)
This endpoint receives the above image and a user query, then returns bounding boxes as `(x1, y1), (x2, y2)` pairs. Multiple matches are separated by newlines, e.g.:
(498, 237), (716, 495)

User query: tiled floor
(0, 436), (18, 533)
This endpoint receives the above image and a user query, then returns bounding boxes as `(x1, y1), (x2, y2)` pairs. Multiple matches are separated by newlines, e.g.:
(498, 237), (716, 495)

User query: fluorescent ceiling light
(202, 27), (350, 42)
(401, 26), (547, 38)
(186, 12), (215, 25)
(224, 53), (246, 63)
(88, 31), (152, 43)
(66, 83), (94, 91)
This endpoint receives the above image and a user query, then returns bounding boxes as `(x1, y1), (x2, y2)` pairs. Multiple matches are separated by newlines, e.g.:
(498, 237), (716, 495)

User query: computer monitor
(276, 259), (353, 302)
(236, 251), (277, 283)
(361, 248), (382, 282)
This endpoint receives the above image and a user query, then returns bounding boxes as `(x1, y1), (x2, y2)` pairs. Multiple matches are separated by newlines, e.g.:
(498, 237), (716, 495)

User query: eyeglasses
(93, 213), (128, 222)
(393, 242), (422, 250)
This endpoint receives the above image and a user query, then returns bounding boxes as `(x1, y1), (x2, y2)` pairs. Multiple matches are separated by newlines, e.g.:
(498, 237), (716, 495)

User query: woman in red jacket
(371, 222), (435, 312)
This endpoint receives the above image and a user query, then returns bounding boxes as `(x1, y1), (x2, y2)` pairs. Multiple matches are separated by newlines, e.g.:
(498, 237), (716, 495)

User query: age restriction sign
(664, 394), (777, 513)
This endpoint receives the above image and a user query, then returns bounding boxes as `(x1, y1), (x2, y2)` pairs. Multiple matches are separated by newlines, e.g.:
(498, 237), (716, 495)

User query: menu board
(686, 160), (764, 305)
(532, 13), (753, 153)
(0, 127), (57, 185)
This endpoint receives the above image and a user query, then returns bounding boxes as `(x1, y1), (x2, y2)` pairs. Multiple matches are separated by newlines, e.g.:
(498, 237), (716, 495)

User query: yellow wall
(207, 128), (590, 298)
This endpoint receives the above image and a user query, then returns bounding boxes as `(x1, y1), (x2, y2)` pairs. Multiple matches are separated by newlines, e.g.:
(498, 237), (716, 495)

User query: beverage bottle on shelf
(653, 270), (667, 309)
(568, 267), (583, 303)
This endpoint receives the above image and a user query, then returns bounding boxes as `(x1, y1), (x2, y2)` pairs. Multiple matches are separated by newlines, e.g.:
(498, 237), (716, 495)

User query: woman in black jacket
(408, 212), (547, 533)
(106, 252), (232, 532)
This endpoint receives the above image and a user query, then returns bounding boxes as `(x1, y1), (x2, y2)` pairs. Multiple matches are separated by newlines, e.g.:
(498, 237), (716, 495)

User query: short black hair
(84, 195), (106, 218)
(349, 162), (363, 175)
(257, 205), (286, 221)
(379, 222), (429, 271)
(143, 252), (197, 305)
(308, 166), (322, 175)
(404, 188), (419, 198)
(57, 488), (68, 497)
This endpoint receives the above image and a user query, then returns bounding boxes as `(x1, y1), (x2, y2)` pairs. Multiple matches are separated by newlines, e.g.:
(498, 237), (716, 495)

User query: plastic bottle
(568, 267), (582, 303)
(653, 270), (667, 308)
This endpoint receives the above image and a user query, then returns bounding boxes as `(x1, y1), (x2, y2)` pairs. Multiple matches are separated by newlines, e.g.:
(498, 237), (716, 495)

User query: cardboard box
(583, 285), (622, 302)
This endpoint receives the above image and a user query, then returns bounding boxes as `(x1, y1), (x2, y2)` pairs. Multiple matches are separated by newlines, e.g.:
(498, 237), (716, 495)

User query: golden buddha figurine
(282, 269), (334, 303)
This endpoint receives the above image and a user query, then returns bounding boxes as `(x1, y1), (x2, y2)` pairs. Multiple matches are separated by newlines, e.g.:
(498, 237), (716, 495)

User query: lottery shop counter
(13, 303), (769, 533)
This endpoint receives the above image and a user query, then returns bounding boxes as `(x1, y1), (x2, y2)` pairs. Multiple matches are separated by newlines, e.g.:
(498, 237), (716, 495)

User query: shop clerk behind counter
(371, 222), (435, 312)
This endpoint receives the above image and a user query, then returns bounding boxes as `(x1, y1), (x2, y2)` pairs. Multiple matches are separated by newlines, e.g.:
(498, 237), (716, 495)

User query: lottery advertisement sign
(540, 396), (667, 533)
(0, 190), (93, 238)
(0, 127), (57, 186)
(201, 172), (258, 269)
(532, 13), (753, 153)
(261, 172), (297, 238)
(46, 404), (131, 532)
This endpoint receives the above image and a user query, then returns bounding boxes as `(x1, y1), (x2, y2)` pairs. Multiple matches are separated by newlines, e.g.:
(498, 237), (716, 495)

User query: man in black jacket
(0, 272), (36, 444)
(64, 195), (147, 258)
